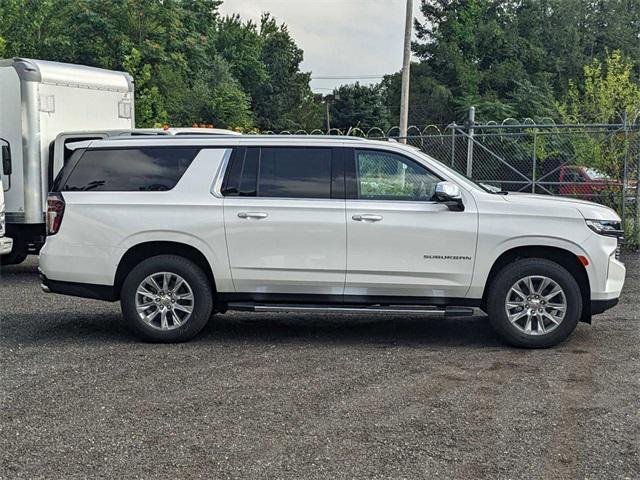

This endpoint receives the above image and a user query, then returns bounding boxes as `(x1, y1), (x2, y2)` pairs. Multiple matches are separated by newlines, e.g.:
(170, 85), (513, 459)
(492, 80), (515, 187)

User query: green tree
(560, 50), (640, 124)
(381, 62), (454, 126)
(558, 51), (640, 188)
(329, 83), (391, 131)
(0, 0), (319, 130)
(251, 14), (319, 131)
(411, 0), (640, 124)
(122, 48), (168, 127)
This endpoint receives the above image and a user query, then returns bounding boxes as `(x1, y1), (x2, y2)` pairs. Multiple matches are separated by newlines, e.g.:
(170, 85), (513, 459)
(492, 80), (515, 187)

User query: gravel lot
(1, 254), (639, 479)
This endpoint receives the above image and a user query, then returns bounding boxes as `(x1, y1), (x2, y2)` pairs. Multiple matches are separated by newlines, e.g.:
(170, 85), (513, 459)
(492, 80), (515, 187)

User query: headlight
(585, 219), (624, 237)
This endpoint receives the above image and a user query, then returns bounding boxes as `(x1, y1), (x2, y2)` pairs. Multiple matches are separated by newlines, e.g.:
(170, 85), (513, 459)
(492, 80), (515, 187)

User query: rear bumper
(0, 236), (13, 255)
(39, 269), (117, 301)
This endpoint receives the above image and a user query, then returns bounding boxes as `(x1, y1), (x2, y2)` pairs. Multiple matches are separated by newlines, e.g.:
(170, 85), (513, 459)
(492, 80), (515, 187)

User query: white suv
(39, 136), (626, 347)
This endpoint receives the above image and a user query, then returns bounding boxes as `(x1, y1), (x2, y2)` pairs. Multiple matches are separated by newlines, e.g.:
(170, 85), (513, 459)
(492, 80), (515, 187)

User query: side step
(226, 303), (474, 317)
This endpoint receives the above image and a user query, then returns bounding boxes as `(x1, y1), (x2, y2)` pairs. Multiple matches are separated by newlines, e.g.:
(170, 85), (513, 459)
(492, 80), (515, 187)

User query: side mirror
(1, 144), (11, 176)
(435, 181), (464, 211)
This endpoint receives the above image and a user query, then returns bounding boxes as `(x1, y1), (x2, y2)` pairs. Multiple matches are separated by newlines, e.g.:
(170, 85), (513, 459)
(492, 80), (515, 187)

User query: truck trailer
(0, 58), (134, 264)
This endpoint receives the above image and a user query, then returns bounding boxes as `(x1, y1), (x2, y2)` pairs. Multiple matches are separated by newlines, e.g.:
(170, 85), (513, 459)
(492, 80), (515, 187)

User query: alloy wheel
(135, 272), (194, 330)
(504, 275), (567, 336)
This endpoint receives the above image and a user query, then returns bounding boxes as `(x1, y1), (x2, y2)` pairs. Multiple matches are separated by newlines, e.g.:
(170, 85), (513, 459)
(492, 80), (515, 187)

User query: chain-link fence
(401, 121), (639, 246)
(268, 112), (640, 246)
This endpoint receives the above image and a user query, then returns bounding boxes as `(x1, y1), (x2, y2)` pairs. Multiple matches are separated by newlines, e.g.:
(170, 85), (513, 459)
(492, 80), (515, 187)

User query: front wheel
(487, 258), (582, 348)
(121, 255), (213, 342)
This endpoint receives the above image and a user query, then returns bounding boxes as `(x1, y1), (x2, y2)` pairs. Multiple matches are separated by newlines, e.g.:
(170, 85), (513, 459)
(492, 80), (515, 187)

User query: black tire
(487, 258), (582, 348)
(0, 249), (28, 266)
(120, 255), (213, 342)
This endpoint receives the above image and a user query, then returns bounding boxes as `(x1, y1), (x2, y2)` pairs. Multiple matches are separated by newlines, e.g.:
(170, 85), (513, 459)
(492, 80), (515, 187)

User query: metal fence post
(622, 112), (628, 232)
(451, 126), (456, 167)
(466, 107), (475, 177)
(635, 126), (640, 246)
(532, 129), (538, 193)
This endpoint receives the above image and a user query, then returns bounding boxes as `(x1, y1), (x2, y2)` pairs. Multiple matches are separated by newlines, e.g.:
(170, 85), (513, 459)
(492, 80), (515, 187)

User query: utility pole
(466, 106), (475, 177)
(323, 93), (336, 133)
(325, 99), (331, 132)
(399, 0), (413, 144)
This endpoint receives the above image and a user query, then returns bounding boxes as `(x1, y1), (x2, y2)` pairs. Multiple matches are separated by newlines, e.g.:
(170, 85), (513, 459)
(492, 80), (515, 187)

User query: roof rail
(101, 134), (378, 141)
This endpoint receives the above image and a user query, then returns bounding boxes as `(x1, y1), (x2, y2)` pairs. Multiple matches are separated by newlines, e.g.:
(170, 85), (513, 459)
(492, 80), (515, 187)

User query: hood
(503, 192), (620, 221)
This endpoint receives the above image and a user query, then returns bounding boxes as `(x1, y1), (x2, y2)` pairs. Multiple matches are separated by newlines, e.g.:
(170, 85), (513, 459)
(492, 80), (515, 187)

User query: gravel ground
(1, 254), (639, 480)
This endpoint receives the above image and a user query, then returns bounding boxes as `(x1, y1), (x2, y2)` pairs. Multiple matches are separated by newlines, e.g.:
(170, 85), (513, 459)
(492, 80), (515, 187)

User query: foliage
(0, 0), (321, 130)
(122, 48), (168, 127)
(329, 83), (391, 131)
(560, 51), (640, 124)
(557, 50), (640, 179)
(380, 62), (454, 127)
(1, 0), (639, 130)
(408, 0), (640, 125)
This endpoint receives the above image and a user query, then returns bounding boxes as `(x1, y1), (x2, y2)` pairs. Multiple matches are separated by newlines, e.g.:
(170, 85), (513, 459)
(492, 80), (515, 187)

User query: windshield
(585, 168), (610, 180)
(412, 149), (502, 193)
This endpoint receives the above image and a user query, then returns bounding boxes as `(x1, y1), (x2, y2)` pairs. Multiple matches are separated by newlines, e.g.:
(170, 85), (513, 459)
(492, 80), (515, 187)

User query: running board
(226, 303), (474, 317)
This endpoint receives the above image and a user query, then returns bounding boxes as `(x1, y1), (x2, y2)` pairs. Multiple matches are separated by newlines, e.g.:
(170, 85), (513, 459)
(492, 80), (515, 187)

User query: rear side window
(223, 147), (333, 199)
(61, 147), (199, 192)
(259, 147), (331, 198)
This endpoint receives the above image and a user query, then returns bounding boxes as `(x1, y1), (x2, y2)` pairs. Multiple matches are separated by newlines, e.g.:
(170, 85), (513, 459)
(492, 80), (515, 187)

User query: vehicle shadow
(202, 311), (504, 348)
(1, 259), (504, 348)
(2, 309), (505, 349)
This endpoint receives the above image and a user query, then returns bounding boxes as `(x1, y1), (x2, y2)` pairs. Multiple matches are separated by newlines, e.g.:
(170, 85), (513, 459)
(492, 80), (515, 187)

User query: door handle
(352, 214), (383, 222)
(238, 212), (268, 219)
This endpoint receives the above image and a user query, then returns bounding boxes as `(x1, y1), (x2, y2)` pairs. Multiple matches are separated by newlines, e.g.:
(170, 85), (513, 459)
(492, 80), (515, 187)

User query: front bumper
(0, 236), (13, 256)
(592, 255), (626, 302)
(591, 298), (619, 314)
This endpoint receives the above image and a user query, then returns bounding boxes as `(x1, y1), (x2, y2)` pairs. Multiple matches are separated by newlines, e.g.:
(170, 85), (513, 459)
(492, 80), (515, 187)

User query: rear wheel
(0, 248), (27, 266)
(121, 255), (213, 342)
(487, 258), (582, 348)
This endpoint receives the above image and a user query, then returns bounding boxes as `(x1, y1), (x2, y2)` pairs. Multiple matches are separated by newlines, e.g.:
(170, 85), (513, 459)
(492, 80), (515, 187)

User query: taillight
(47, 193), (65, 235)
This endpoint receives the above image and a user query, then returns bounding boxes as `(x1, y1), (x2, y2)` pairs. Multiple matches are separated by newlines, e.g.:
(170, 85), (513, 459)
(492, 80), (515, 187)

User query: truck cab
(0, 177), (13, 258)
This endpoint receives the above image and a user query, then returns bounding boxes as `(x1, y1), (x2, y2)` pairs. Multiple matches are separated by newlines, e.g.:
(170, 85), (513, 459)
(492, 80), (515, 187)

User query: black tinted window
(223, 147), (333, 199)
(223, 148), (259, 196)
(62, 147), (199, 192)
(258, 148), (331, 198)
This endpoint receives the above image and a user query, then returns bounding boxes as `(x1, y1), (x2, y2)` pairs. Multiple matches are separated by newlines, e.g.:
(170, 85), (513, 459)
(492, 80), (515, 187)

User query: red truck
(557, 165), (636, 202)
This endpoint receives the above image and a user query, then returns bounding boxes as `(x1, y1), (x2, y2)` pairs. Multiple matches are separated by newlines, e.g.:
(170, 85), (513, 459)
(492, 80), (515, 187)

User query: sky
(218, 0), (423, 94)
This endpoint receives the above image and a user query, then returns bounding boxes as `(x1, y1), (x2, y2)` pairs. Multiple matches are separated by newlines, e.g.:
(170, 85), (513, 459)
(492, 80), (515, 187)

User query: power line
(311, 75), (387, 80)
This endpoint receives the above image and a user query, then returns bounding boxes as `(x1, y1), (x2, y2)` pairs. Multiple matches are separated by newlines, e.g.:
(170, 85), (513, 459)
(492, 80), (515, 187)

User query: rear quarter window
(61, 147), (200, 192)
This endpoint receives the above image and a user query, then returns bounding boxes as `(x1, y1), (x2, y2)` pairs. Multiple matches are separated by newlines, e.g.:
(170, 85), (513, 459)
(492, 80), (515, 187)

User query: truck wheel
(120, 255), (213, 342)
(0, 249), (28, 266)
(487, 258), (582, 348)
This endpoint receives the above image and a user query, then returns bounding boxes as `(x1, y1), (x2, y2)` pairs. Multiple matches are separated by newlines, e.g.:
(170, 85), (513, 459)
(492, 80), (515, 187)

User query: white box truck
(0, 58), (134, 264)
